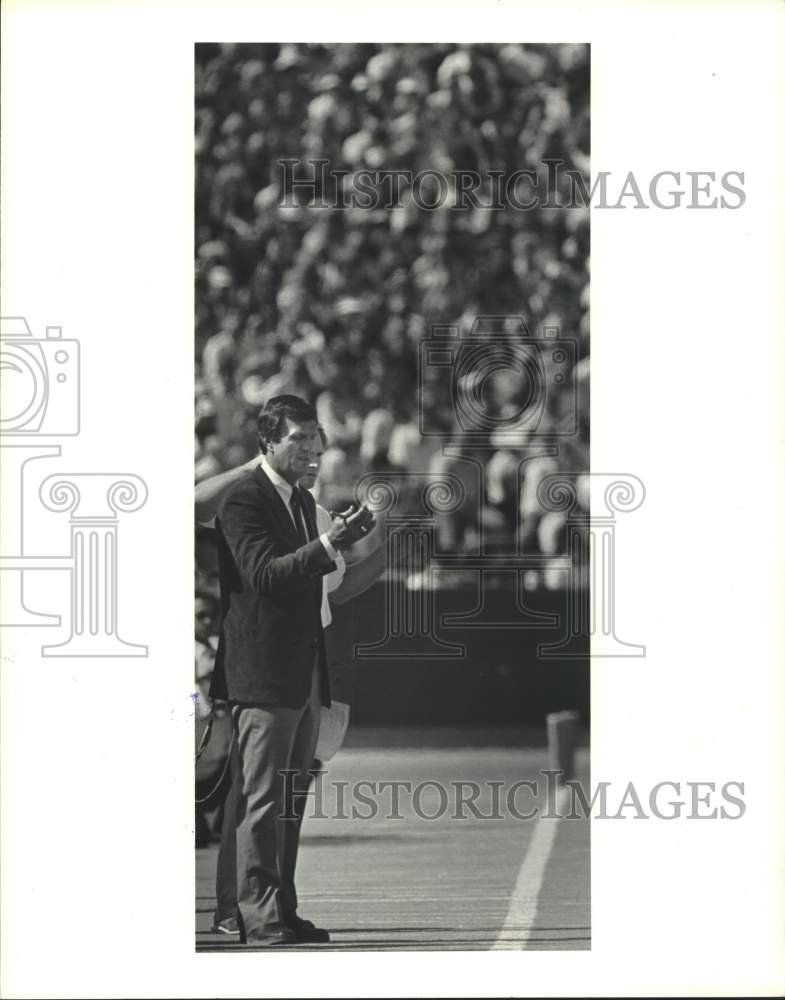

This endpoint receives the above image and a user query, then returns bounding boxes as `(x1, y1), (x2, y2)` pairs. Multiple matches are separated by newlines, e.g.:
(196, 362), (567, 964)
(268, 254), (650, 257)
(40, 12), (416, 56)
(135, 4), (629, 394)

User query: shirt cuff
(319, 532), (339, 562)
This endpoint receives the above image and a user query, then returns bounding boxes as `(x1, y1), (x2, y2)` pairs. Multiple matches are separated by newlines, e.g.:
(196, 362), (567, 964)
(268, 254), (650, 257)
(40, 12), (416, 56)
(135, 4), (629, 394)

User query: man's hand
(327, 504), (376, 551)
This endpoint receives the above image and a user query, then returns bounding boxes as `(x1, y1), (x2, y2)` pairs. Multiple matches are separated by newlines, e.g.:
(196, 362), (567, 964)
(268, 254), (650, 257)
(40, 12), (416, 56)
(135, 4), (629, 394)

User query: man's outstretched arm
(195, 457), (258, 526)
(329, 542), (388, 604)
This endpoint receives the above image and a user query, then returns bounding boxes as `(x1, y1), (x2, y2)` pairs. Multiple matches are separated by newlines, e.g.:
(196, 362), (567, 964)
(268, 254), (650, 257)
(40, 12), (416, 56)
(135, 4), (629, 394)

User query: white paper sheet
(315, 700), (351, 762)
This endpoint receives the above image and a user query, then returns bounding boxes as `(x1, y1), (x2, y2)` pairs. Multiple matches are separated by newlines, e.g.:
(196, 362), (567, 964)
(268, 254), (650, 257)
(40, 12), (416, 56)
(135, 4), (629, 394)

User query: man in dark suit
(210, 394), (374, 946)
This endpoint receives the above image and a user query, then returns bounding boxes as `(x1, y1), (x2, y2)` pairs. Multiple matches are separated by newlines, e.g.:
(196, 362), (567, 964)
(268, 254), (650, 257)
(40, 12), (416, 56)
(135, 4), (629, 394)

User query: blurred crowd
(195, 42), (590, 593)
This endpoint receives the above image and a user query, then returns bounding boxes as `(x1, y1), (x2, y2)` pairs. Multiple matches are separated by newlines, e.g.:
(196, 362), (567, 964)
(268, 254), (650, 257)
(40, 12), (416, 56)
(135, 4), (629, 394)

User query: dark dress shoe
(288, 915), (330, 943)
(241, 927), (297, 947)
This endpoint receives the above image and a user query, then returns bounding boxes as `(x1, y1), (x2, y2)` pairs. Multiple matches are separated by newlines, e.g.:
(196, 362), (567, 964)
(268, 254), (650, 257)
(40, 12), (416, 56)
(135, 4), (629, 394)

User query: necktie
(289, 488), (308, 546)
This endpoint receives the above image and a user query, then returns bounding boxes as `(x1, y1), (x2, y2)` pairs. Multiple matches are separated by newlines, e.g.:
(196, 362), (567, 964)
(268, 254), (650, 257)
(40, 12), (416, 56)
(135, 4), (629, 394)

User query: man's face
(267, 417), (318, 485)
(298, 438), (325, 491)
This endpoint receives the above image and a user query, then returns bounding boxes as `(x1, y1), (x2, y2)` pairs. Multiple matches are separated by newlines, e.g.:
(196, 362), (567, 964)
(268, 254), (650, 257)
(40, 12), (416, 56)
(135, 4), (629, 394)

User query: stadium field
(196, 735), (590, 952)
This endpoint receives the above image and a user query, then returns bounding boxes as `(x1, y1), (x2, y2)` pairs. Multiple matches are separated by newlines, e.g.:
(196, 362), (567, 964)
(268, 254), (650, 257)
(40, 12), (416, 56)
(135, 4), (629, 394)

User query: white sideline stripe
(492, 785), (572, 949)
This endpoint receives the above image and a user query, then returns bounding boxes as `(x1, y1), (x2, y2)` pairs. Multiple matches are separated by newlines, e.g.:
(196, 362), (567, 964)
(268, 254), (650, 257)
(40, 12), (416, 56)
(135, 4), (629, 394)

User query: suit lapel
(254, 467), (323, 618)
(254, 465), (300, 547)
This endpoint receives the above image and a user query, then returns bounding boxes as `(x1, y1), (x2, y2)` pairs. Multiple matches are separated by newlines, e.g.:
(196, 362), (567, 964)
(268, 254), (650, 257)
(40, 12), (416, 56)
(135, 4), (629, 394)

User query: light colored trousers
(215, 663), (321, 940)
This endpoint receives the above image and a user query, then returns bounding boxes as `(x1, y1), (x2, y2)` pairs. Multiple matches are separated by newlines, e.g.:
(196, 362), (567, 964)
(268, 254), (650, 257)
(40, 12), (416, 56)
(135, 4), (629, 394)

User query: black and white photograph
(1, 2), (784, 997)
(193, 42), (591, 951)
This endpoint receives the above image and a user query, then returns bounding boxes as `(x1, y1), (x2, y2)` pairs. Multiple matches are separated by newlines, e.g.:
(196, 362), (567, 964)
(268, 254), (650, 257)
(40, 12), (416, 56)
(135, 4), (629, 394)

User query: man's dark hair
(256, 395), (316, 454)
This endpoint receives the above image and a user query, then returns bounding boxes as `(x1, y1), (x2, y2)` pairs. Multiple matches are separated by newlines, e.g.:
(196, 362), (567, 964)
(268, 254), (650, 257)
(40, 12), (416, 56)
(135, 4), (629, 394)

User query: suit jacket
(210, 465), (335, 708)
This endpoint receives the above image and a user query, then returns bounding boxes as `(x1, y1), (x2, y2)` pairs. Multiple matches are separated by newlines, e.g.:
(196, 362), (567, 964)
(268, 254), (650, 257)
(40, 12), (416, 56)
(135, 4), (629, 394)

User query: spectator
(195, 43), (590, 578)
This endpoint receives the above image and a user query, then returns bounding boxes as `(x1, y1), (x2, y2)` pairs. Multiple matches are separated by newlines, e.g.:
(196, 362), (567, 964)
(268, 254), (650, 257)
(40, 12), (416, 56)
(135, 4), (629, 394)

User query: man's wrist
(320, 532), (339, 561)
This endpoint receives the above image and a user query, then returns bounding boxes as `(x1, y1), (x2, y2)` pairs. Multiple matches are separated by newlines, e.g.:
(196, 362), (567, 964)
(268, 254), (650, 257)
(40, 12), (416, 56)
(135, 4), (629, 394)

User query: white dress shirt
(315, 502), (346, 628)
